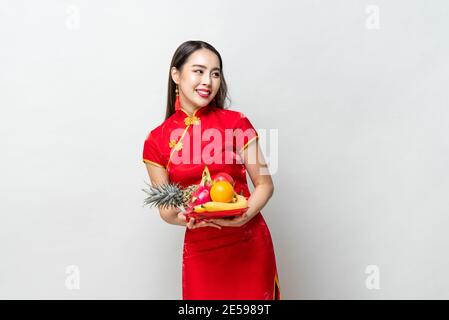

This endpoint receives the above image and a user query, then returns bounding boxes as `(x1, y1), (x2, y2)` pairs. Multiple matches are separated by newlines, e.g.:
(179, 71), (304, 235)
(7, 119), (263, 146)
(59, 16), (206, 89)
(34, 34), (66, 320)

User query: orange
(210, 181), (235, 203)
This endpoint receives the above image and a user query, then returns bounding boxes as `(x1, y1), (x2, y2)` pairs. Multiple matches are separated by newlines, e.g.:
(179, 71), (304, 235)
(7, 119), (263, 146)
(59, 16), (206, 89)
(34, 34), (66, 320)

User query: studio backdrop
(1, 0), (448, 299)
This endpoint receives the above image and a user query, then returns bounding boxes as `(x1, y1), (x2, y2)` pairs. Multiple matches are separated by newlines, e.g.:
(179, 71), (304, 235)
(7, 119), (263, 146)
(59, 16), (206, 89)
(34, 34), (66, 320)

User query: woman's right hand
(177, 212), (222, 230)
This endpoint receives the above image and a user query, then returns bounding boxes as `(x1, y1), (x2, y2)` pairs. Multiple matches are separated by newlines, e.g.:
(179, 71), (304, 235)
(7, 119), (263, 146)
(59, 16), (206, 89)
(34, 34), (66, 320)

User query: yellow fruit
(198, 194), (248, 212)
(210, 181), (234, 203)
(193, 206), (207, 213)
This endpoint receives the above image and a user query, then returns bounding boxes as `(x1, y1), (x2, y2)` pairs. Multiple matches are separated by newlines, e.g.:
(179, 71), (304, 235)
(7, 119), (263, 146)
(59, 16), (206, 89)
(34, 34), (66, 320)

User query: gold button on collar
(184, 115), (200, 126)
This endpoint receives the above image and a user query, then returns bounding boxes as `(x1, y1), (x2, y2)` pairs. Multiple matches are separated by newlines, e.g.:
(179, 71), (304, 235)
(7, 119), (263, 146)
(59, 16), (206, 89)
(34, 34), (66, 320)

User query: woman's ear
(171, 67), (179, 84)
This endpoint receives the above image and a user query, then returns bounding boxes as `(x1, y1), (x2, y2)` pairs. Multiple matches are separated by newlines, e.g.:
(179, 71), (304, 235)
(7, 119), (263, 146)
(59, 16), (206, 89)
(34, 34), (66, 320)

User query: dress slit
(274, 273), (281, 300)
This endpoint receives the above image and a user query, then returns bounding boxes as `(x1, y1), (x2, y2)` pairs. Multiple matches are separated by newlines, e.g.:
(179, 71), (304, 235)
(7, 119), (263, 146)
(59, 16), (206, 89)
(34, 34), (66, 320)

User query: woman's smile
(196, 89), (211, 98)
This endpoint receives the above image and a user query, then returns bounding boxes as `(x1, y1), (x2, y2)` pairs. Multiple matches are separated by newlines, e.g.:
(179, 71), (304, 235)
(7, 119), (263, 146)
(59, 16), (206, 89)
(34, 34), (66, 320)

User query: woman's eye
(194, 70), (220, 77)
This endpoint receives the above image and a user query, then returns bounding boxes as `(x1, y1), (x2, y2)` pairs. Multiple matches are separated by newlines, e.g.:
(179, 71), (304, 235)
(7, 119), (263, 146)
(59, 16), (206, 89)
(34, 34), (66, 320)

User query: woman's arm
(210, 140), (274, 227)
(242, 140), (275, 219)
(144, 163), (221, 229)
(145, 163), (185, 226)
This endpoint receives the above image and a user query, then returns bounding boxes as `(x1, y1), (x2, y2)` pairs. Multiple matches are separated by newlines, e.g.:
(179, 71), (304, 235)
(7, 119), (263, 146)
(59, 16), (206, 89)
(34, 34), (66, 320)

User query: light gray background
(1, 0), (448, 299)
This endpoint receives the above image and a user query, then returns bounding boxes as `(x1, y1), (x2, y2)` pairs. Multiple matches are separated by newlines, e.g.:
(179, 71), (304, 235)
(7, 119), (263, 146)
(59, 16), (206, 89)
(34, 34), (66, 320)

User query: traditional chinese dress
(142, 103), (281, 300)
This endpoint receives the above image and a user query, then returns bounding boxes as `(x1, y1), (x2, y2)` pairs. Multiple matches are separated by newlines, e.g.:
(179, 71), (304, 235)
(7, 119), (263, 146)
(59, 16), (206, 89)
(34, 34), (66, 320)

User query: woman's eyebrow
(191, 64), (221, 71)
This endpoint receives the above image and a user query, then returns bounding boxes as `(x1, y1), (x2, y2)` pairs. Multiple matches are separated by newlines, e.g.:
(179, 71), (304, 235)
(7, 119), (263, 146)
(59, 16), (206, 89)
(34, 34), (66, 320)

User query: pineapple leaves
(142, 181), (197, 211)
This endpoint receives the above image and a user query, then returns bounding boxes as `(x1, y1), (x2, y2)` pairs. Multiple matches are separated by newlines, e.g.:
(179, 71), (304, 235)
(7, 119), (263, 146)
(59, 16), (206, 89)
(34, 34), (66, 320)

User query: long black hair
(165, 40), (230, 120)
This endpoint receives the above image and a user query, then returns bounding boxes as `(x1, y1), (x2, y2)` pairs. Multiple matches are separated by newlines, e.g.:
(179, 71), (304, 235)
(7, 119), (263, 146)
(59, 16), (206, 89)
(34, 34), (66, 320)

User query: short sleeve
(234, 112), (259, 154)
(142, 131), (166, 168)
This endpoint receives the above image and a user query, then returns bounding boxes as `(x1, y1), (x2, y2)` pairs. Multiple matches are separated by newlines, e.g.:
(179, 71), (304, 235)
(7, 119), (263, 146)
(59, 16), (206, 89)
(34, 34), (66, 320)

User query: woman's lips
(196, 90), (210, 98)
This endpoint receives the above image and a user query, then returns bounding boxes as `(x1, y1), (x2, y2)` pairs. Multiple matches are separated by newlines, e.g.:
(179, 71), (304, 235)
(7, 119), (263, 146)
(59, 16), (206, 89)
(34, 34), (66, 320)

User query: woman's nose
(202, 74), (211, 85)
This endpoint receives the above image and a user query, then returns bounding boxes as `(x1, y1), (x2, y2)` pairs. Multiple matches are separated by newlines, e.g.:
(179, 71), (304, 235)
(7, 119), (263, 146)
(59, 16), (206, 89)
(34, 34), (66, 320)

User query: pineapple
(142, 182), (198, 211)
(142, 165), (212, 212)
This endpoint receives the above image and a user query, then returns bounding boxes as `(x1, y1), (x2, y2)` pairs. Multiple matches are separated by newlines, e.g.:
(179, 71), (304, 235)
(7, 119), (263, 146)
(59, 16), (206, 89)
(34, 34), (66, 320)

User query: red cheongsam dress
(142, 103), (281, 300)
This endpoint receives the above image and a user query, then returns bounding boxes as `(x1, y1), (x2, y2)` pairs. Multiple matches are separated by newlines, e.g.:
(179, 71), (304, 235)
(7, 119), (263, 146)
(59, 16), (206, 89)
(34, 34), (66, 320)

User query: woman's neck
(181, 105), (202, 116)
(182, 108), (196, 116)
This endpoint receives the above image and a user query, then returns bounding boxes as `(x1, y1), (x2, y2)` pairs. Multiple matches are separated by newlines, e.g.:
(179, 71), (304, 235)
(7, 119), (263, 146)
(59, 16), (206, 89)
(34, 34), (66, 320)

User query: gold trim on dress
(143, 159), (166, 168)
(179, 108), (191, 117)
(169, 139), (183, 151)
(166, 108), (203, 170)
(179, 107), (203, 120)
(273, 273), (281, 300)
(169, 139), (177, 148)
(184, 115), (200, 126)
(239, 135), (259, 154)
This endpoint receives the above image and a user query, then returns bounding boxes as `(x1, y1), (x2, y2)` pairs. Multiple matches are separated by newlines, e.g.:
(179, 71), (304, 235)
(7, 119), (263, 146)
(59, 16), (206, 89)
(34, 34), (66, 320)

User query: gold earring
(175, 85), (179, 96)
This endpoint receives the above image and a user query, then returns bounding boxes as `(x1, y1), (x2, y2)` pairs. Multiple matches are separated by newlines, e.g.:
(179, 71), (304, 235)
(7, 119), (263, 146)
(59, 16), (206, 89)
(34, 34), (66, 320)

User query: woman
(142, 40), (281, 300)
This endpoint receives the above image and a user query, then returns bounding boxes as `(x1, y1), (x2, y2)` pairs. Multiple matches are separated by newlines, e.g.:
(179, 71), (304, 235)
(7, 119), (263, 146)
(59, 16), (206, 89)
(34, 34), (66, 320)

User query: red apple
(212, 172), (235, 186)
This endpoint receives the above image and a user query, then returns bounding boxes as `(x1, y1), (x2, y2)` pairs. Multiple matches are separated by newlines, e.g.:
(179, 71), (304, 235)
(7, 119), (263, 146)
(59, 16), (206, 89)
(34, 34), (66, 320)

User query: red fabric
(234, 112), (259, 154)
(142, 131), (166, 168)
(143, 103), (281, 300)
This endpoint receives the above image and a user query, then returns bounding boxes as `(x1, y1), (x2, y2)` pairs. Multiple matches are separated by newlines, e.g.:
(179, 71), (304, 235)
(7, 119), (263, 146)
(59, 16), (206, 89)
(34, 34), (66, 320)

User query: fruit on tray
(142, 166), (248, 216)
(142, 182), (198, 210)
(192, 168), (248, 215)
(212, 172), (235, 187)
(210, 181), (234, 203)
(142, 166), (214, 209)
(190, 185), (211, 206)
(193, 194), (248, 213)
(199, 165), (213, 189)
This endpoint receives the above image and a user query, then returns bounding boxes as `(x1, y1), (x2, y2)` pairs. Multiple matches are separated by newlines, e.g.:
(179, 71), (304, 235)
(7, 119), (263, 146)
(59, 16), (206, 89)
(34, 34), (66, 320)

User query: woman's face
(172, 48), (221, 110)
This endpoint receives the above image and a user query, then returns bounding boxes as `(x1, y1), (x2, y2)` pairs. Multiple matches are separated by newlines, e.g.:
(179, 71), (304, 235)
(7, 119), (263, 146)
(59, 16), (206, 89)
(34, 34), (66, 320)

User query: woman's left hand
(208, 212), (252, 228)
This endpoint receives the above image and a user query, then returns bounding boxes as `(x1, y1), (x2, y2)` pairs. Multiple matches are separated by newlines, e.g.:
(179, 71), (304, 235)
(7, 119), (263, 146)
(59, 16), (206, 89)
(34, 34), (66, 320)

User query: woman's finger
(199, 220), (211, 228)
(186, 218), (224, 229)
(208, 222), (222, 229)
(210, 219), (228, 227)
(211, 217), (246, 227)
(196, 220), (222, 229)
(179, 213), (187, 222)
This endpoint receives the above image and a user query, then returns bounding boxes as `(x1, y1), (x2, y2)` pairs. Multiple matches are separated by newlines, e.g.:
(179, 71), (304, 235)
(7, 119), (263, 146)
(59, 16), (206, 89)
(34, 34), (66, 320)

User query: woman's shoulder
(147, 111), (179, 135)
(146, 121), (163, 138)
(213, 106), (251, 124)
